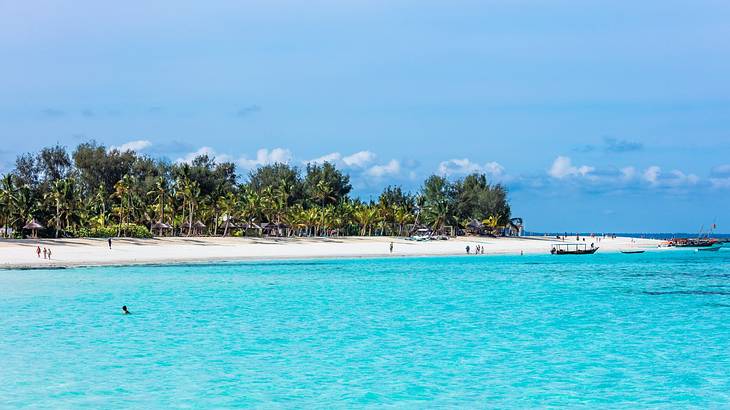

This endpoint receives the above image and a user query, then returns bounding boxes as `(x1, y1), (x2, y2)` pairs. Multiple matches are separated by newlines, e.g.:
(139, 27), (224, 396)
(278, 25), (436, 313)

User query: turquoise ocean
(1, 248), (729, 407)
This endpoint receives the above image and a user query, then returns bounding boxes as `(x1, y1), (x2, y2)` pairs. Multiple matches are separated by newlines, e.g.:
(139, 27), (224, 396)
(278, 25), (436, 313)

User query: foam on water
(1, 250), (729, 407)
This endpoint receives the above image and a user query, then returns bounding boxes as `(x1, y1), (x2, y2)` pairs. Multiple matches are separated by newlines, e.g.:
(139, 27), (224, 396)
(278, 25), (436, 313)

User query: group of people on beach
(35, 246), (52, 260)
(466, 245), (485, 255)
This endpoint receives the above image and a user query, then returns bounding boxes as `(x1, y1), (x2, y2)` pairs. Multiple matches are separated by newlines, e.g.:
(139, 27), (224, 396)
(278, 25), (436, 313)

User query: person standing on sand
(389, 242), (393, 253)
(42, 247), (47, 259)
(36, 246), (41, 258)
(466, 245), (470, 254)
(47, 248), (52, 259)
(108, 238), (112, 249)
(481, 247), (485, 255)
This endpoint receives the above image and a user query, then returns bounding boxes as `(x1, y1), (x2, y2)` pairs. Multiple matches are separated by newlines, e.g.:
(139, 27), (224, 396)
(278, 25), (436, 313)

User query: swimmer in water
(122, 305), (130, 315)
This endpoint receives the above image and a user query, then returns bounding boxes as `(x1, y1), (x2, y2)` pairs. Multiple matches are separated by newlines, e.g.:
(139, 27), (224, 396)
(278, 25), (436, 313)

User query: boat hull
(553, 248), (598, 255)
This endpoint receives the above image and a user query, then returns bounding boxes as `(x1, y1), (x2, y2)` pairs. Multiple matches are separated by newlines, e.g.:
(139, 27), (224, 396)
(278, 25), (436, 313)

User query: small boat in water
(550, 243), (598, 255)
(696, 246), (721, 252)
(620, 249), (645, 254)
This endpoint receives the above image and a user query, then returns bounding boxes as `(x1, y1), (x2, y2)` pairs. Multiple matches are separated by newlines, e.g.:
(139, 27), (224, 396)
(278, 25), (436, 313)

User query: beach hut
(242, 222), (263, 237)
(505, 217), (524, 237)
(465, 219), (484, 235)
(150, 221), (172, 236)
(193, 220), (206, 235)
(181, 220), (206, 236)
(221, 219), (238, 236)
(23, 219), (44, 239)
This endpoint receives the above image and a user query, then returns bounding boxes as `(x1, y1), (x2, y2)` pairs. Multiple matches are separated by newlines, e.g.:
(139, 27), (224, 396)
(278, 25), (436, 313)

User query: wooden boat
(620, 249), (645, 254)
(550, 244), (598, 255)
(669, 238), (719, 248)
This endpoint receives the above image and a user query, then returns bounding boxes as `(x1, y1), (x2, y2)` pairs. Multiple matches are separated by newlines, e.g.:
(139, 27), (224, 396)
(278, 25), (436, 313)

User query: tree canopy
(0, 143), (513, 238)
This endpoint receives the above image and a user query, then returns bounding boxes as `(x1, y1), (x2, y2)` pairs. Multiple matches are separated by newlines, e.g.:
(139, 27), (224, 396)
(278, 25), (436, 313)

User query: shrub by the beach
(75, 224), (153, 238)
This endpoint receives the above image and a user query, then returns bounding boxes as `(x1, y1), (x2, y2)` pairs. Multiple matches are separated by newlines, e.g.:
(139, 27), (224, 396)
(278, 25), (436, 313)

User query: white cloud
(710, 177), (730, 189)
(438, 158), (481, 176)
(667, 170), (699, 186)
(642, 166), (661, 184)
(237, 148), (292, 169)
(620, 166), (637, 180)
(548, 156), (594, 178)
(641, 167), (698, 188)
(484, 161), (505, 178)
(437, 158), (505, 179)
(305, 152), (342, 165)
(175, 146), (234, 164)
(367, 159), (400, 178)
(711, 164), (730, 177)
(110, 139), (152, 153)
(343, 151), (376, 168)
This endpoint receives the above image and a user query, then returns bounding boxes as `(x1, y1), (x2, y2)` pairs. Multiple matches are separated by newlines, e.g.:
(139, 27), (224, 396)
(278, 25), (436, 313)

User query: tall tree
(303, 162), (351, 207)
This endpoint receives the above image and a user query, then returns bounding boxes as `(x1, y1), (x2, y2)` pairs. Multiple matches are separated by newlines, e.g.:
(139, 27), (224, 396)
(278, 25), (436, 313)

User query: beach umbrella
(23, 219), (44, 238)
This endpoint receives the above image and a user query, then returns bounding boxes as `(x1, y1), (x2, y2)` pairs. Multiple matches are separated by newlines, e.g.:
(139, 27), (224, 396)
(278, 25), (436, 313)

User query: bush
(74, 224), (153, 239)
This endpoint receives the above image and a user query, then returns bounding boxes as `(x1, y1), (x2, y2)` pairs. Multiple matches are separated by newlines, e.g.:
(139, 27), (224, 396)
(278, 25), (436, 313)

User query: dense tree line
(0, 142), (513, 238)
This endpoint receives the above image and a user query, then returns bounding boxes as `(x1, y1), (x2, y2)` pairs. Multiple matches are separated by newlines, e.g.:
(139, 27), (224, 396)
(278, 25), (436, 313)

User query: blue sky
(1, 0), (729, 232)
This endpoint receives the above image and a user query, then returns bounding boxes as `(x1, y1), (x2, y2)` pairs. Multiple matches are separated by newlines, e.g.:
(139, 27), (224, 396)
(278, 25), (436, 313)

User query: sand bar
(0, 235), (667, 269)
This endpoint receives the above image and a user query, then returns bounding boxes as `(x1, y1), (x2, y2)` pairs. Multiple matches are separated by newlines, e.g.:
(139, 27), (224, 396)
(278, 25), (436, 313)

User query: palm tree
(241, 188), (264, 231)
(112, 174), (136, 236)
(353, 205), (378, 236)
(393, 206), (414, 237)
(426, 198), (451, 233)
(48, 179), (66, 238)
(13, 184), (36, 235)
(148, 176), (168, 223)
(0, 174), (17, 237)
(46, 178), (82, 237)
(185, 180), (200, 236)
(313, 180), (336, 234)
(482, 215), (499, 235)
(218, 192), (238, 236)
(91, 183), (108, 228)
(275, 178), (292, 225)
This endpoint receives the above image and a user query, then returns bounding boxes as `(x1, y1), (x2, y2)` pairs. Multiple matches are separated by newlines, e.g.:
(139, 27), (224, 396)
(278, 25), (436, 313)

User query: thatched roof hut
(23, 219), (44, 238)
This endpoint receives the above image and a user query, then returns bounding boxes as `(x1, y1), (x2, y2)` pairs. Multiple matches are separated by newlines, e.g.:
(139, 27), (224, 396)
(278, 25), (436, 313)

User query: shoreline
(0, 235), (667, 270)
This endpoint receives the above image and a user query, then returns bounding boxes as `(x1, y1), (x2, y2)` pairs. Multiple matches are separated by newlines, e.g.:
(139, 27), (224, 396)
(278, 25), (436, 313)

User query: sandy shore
(0, 235), (666, 269)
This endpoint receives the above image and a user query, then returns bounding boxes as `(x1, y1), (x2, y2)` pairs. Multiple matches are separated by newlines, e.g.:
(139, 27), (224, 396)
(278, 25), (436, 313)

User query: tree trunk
(188, 202), (193, 236)
(56, 202), (61, 238)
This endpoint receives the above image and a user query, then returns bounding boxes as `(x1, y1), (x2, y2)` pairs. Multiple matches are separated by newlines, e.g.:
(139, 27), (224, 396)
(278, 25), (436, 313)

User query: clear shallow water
(1, 250), (730, 408)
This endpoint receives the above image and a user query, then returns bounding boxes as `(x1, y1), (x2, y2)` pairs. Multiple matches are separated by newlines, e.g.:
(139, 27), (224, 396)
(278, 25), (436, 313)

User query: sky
(0, 0), (729, 232)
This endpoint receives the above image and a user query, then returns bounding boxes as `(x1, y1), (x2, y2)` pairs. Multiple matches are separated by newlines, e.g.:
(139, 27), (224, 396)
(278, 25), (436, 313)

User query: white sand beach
(0, 235), (665, 269)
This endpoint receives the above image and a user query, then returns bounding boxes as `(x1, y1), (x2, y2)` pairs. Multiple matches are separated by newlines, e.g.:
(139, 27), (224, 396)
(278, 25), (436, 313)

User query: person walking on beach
(36, 246), (41, 258)
(42, 247), (47, 259)
(389, 242), (393, 253)
(466, 245), (470, 254)
(108, 238), (112, 249)
(481, 247), (485, 255)
(47, 248), (52, 259)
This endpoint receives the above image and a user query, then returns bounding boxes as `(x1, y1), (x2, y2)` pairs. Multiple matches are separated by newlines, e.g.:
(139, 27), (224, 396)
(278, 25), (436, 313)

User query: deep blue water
(1, 250), (729, 408)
